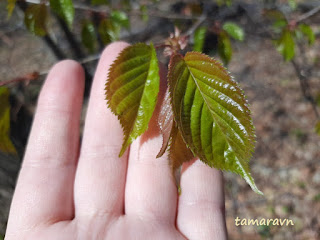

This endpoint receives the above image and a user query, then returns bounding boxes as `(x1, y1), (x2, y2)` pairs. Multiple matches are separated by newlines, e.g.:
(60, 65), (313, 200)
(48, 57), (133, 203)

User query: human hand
(5, 42), (227, 240)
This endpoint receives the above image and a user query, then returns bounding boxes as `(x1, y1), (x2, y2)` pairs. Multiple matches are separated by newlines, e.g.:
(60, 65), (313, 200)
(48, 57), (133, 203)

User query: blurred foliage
(193, 26), (207, 52)
(0, 87), (17, 155)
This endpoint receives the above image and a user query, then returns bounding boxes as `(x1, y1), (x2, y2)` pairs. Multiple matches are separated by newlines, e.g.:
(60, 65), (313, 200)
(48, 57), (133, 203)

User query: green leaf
(7, 0), (16, 18)
(193, 26), (207, 52)
(315, 121), (320, 136)
(98, 18), (120, 45)
(50, 0), (74, 28)
(111, 10), (130, 29)
(140, 4), (149, 22)
(263, 9), (287, 22)
(217, 0), (232, 7)
(272, 20), (288, 33)
(275, 29), (295, 61)
(81, 20), (97, 53)
(299, 24), (315, 45)
(218, 31), (232, 65)
(288, 0), (297, 10)
(106, 43), (160, 156)
(0, 87), (17, 155)
(91, 0), (109, 5)
(24, 4), (47, 37)
(223, 22), (244, 41)
(168, 52), (261, 194)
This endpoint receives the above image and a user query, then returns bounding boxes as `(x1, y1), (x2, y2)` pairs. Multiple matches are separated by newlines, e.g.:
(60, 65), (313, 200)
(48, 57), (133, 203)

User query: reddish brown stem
(0, 72), (39, 87)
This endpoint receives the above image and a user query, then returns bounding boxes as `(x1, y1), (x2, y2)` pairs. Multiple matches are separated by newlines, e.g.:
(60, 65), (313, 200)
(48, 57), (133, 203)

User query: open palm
(5, 42), (227, 240)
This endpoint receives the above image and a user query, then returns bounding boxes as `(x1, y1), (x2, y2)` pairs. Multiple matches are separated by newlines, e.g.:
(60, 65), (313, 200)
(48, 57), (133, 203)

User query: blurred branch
(23, 0), (202, 20)
(291, 60), (319, 119)
(297, 4), (320, 23)
(0, 72), (39, 87)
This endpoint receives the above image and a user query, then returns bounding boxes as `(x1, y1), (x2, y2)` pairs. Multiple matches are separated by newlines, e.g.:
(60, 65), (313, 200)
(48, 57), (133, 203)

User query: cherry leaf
(106, 43), (160, 156)
(157, 88), (174, 158)
(168, 125), (194, 173)
(168, 52), (262, 194)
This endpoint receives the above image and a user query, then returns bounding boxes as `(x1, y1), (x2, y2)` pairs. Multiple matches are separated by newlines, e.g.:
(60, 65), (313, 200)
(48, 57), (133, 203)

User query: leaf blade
(7, 0), (16, 18)
(275, 29), (295, 61)
(24, 4), (48, 36)
(193, 26), (207, 52)
(81, 20), (97, 53)
(0, 87), (17, 155)
(157, 88), (174, 158)
(50, 0), (75, 28)
(218, 31), (232, 65)
(168, 52), (261, 194)
(222, 22), (245, 41)
(299, 24), (315, 45)
(106, 43), (160, 156)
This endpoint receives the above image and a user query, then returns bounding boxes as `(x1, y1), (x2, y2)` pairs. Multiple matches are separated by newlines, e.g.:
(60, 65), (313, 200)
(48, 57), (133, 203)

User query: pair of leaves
(218, 22), (245, 65)
(23, 0), (74, 36)
(274, 24), (315, 62)
(82, 11), (129, 51)
(106, 43), (261, 194)
(0, 87), (17, 155)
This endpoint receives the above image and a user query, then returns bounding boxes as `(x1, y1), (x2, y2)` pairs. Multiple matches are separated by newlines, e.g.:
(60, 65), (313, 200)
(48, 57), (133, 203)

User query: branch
(0, 72), (39, 87)
(291, 60), (320, 119)
(182, 14), (207, 37)
(23, 0), (202, 20)
(297, 4), (320, 23)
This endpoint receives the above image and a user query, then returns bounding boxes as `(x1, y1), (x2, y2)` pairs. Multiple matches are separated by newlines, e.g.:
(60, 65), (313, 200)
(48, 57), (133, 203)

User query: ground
(1, 1), (320, 239)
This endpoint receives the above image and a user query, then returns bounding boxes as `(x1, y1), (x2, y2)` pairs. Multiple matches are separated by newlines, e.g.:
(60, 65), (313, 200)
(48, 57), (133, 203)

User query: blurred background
(1, 0), (320, 239)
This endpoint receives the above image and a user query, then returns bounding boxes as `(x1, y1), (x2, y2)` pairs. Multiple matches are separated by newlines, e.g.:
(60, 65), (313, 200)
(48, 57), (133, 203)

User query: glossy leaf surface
(0, 87), (17, 154)
(106, 43), (160, 156)
(168, 52), (261, 194)
(157, 88), (174, 158)
(193, 26), (207, 52)
(275, 29), (295, 61)
(223, 22), (244, 41)
(218, 32), (232, 65)
(24, 4), (47, 36)
(50, 0), (74, 28)
(81, 20), (97, 53)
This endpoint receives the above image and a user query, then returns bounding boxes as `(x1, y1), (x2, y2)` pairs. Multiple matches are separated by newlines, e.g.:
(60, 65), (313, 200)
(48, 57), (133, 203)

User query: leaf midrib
(185, 62), (248, 162)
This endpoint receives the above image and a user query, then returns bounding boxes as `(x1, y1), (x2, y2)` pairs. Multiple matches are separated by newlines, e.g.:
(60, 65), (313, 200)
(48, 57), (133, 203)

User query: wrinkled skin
(5, 42), (227, 240)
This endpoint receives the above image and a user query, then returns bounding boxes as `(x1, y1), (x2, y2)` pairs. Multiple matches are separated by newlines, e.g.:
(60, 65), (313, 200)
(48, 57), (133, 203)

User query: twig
(291, 60), (320, 119)
(23, 0), (202, 20)
(297, 4), (320, 23)
(0, 72), (40, 87)
(183, 14), (207, 37)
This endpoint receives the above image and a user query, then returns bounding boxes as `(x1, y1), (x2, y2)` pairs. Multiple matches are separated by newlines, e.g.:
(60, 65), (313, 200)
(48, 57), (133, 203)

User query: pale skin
(5, 42), (227, 240)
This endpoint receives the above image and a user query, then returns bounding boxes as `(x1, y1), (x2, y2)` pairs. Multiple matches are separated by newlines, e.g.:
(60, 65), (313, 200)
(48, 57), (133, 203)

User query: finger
(177, 160), (227, 240)
(124, 67), (178, 223)
(74, 42), (130, 217)
(7, 61), (84, 232)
